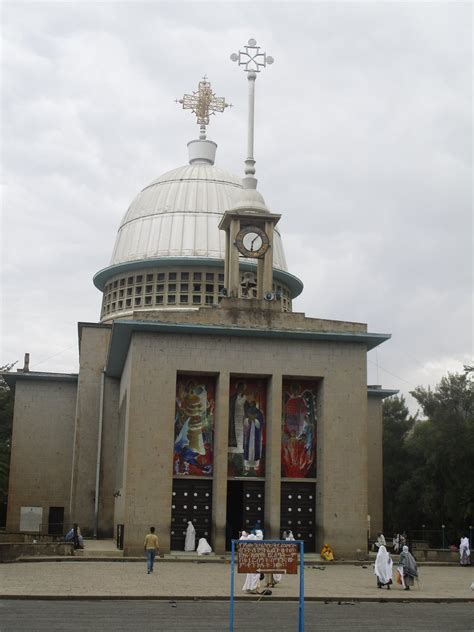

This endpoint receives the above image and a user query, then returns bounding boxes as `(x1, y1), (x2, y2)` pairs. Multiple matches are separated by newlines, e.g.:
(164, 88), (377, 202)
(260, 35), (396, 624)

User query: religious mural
(228, 378), (266, 478)
(173, 376), (215, 476)
(281, 380), (317, 478)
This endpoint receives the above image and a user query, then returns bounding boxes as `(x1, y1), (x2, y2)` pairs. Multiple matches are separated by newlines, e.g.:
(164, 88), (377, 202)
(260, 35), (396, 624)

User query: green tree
(409, 368), (474, 530)
(383, 368), (474, 544)
(382, 395), (416, 532)
(0, 363), (16, 505)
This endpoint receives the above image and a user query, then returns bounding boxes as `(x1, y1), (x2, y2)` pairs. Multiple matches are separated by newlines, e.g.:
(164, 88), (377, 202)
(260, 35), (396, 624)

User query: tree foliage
(383, 368), (474, 541)
(0, 363), (16, 501)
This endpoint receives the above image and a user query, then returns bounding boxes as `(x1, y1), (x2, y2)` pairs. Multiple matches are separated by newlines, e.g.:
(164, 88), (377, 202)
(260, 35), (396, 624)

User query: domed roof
(108, 140), (288, 271)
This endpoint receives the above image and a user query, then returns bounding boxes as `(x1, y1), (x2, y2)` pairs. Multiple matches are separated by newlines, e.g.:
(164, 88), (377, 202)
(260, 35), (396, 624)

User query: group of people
(64, 523), (84, 550)
(374, 543), (418, 590)
(184, 520), (212, 555)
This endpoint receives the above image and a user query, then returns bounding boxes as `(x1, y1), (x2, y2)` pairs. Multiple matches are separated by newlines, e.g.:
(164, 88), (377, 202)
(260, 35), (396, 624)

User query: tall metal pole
(231, 38), (274, 190)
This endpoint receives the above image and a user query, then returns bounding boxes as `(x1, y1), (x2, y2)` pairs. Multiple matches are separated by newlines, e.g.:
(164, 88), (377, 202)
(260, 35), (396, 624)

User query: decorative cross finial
(230, 39), (274, 188)
(230, 38), (274, 73)
(176, 77), (230, 140)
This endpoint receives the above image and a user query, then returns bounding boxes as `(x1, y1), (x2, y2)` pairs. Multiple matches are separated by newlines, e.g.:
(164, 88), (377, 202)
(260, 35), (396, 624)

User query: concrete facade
(6, 378), (77, 533)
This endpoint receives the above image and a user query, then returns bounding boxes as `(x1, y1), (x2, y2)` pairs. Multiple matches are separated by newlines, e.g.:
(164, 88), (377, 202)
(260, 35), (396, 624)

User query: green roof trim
(367, 387), (399, 398)
(93, 257), (304, 299)
(106, 319), (391, 378)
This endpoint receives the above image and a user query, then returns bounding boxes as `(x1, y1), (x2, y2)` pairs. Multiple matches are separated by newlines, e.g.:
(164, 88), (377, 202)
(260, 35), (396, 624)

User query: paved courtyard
(1, 560), (473, 601)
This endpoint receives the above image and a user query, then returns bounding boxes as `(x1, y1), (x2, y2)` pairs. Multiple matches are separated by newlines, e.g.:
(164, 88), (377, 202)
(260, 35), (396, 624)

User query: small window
(157, 273), (165, 281)
(134, 297), (141, 306)
(126, 298), (132, 307)
(145, 296), (152, 305)
(127, 288), (133, 296)
(119, 278), (125, 287)
(112, 291), (117, 299)
(113, 280), (118, 288)
(180, 283), (188, 291)
(181, 272), (189, 280)
(156, 284), (164, 293)
(135, 286), (142, 295)
(193, 272), (202, 280)
(119, 289), (124, 297)
(218, 273), (224, 281)
(169, 272), (177, 280)
(118, 300), (123, 308)
(146, 285), (153, 293)
(218, 285), (224, 292)
(193, 295), (201, 304)
(206, 273), (214, 281)
(127, 277), (134, 285)
(168, 283), (176, 292)
(180, 295), (189, 303)
(111, 302), (116, 310)
(193, 284), (201, 292)
(136, 275), (143, 283)
(168, 295), (176, 304)
(205, 295), (213, 305)
(205, 284), (213, 293)
(156, 296), (163, 305)
(146, 274), (154, 282)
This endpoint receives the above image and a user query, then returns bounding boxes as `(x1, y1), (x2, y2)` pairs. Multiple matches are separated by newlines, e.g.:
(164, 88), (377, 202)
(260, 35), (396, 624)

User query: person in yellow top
(144, 526), (159, 574)
(320, 543), (334, 561)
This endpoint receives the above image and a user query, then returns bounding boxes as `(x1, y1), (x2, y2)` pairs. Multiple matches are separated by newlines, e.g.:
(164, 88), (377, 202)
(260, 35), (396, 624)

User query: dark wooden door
(280, 482), (316, 551)
(241, 480), (265, 533)
(171, 479), (212, 551)
(48, 506), (64, 536)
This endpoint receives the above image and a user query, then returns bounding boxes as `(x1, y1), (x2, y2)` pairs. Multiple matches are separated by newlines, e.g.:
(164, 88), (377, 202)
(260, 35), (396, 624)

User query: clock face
(235, 225), (270, 258)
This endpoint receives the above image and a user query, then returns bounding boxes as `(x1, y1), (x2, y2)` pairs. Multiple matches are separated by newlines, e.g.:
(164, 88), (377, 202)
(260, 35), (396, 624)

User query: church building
(4, 40), (396, 556)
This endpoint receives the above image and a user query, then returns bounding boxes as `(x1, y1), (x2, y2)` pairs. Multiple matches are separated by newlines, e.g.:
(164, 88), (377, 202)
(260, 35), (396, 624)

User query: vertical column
(228, 219), (241, 297)
(265, 373), (282, 538)
(262, 221), (275, 296)
(212, 371), (230, 554)
(224, 229), (230, 290)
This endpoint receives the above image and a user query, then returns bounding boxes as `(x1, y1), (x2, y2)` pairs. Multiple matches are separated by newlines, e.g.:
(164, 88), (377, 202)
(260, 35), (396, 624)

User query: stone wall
(120, 330), (368, 558)
(6, 379), (77, 533)
(367, 395), (384, 536)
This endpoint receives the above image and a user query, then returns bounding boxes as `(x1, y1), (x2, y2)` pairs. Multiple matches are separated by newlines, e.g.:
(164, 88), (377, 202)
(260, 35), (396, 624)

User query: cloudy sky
(1, 1), (472, 413)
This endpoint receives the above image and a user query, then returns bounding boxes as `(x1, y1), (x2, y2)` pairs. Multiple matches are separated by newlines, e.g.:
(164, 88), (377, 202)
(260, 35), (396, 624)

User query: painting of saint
(173, 376), (215, 476)
(228, 379), (266, 477)
(281, 381), (317, 478)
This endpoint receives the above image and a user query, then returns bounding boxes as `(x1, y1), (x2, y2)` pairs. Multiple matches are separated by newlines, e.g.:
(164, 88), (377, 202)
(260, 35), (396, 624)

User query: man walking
(144, 526), (159, 574)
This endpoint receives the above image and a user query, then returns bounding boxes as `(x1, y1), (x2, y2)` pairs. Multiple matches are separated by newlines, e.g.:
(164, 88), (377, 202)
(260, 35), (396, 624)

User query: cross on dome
(230, 38), (274, 73)
(176, 77), (231, 140)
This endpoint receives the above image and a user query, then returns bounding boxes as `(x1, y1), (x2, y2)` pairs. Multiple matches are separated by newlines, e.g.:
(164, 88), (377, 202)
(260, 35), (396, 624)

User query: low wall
(0, 533), (63, 544)
(0, 542), (74, 562)
(415, 549), (460, 563)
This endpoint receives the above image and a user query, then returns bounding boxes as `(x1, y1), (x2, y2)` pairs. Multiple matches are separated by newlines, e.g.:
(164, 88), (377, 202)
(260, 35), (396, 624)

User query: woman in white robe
(196, 537), (212, 555)
(459, 536), (471, 566)
(184, 521), (196, 552)
(374, 545), (393, 589)
(242, 532), (260, 593)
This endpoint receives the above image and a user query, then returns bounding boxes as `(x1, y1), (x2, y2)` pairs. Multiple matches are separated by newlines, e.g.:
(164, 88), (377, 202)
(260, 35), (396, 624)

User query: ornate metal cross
(230, 38), (274, 73)
(176, 77), (230, 139)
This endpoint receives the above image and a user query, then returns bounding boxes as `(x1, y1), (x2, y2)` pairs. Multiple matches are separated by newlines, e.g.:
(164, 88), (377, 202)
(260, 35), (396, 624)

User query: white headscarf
(374, 545), (393, 584)
(255, 530), (263, 540)
(196, 537), (212, 555)
(184, 521), (196, 552)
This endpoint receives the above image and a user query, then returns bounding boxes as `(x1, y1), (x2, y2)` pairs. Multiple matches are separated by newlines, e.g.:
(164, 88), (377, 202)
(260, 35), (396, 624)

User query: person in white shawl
(184, 521), (196, 552)
(196, 537), (212, 555)
(242, 532), (261, 593)
(459, 536), (471, 566)
(374, 545), (393, 589)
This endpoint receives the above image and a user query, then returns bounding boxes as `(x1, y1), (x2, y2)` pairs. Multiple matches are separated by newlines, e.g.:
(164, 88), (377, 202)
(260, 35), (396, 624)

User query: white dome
(109, 153), (288, 271)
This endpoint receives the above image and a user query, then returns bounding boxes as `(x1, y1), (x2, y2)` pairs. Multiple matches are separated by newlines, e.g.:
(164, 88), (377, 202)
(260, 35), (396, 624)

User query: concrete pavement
(1, 559), (473, 602)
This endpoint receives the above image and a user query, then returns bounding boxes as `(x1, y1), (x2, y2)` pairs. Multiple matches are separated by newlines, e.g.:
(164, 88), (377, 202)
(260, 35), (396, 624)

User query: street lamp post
(441, 524), (446, 549)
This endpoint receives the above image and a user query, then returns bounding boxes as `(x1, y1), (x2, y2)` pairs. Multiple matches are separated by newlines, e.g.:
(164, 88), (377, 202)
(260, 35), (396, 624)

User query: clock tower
(219, 38), (281, 301)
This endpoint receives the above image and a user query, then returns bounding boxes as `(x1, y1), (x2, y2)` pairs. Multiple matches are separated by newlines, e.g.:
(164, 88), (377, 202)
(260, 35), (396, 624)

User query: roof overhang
(106, 319), (391, 379)
(93, 257), (304, 299)
(367, 387), (399, 399)
(1, 370), (78, 390)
